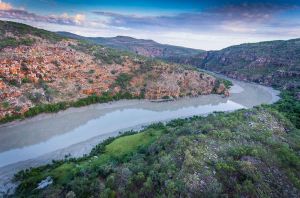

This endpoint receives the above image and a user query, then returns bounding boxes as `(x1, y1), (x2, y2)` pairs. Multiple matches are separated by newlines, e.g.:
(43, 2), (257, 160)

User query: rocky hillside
(173, 39), (300, 89)
(0, 21), (228, 120)
(57, 32), (203, 59)
(59, 32), (300, 90)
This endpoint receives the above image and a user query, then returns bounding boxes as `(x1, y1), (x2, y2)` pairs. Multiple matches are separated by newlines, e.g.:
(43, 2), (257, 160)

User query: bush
(271, 89), (300, 128)
(114, 73), (132, 89)
(28, 92), (43, 103)
(0, 37), (34, 49)
(22, 78), (31, 83)
(2, 101), (10, 109)
(275, 146), (300, 168)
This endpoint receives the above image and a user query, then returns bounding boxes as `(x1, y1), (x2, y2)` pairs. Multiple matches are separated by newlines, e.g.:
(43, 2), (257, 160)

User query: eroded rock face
(0, 22), (228, 120)
(144, 70), (220, 99)
(0, 39), (133, 118)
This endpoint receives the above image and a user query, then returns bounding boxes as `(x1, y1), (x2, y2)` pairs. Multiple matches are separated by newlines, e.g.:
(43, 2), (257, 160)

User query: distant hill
(173, 39), (300, 89)
(57, 31), (203, 59)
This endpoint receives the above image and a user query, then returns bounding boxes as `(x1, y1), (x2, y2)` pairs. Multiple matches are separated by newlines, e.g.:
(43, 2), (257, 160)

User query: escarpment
(0, 21), (228, 120)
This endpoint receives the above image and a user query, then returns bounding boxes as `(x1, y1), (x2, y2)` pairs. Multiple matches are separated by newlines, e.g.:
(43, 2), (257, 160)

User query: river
(0, 78), (280, 195)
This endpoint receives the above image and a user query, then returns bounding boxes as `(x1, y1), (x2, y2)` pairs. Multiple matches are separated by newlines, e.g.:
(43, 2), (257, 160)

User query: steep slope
(59, 32), (300, 89)
(0, 21), (228, 121)
(177, 39), (300, 89)
(57, 31), (203, 59)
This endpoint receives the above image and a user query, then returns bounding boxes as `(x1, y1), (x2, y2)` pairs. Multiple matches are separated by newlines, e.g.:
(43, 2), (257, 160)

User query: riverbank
(0, 92), (140, 125)
(0, 78), (280, 196)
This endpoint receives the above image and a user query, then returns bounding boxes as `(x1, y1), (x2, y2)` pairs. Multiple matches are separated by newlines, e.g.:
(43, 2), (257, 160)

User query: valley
(0, 20), (299, 198)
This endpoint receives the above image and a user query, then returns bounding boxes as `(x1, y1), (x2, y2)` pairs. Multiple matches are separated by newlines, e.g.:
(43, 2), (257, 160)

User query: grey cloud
(0, 9), (84, 26)
(93, 3), (299, 33)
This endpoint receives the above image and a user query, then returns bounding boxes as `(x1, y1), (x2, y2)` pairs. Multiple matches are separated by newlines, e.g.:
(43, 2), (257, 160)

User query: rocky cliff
(0, 21), (228, 120)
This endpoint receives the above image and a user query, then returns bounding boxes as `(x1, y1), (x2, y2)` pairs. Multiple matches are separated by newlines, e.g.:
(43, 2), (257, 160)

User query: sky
(0, 0), (300, 50)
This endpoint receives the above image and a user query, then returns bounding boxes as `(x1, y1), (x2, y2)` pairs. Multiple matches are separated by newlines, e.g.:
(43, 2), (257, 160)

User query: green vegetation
(10, 82), (300, 197)
(0, 37), (35, 49)
(10, 80), (300, 198)
(7, 79), (20, 87)
(0, 21), (63, 43)
(180, 39), (300, 90)
(27, 92), (43, 104)
(1, 101), (10, 109)
(219, 78), (233, 89)
(13, 105), (300, 197)
(114, 73), (132, 89)
(15, 124), (166, 197)
(70, 40), (134, 65)
(265, 88), (300, 129)
(212, 78), (233, 93)
(2, 20), (300, 197)
(88, 69), (95, 74)
(21, 78), (31, 84)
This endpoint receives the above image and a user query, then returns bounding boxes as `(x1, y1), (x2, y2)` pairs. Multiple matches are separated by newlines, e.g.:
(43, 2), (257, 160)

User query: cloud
(0, 1), (12, 10)
(89, 2), (300, 49)
(0, 9), (86, 26)
(73, 14), (85, 25)
(93, 3), (300, 35)
(55, 13), (86, 25)
(0, 1), (86, 26)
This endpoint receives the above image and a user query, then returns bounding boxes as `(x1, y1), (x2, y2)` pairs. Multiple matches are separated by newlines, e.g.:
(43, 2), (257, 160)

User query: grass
(105, 129), (160, 158)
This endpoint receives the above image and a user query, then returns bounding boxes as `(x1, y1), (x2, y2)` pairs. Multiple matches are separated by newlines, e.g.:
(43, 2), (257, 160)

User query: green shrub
(0, 37), (35, 49)
(114, 73), (132, 89)
(271, 89), (300, 128)
(2, 101), (10, 109)
(275, 146), (300, 168)
(22, 78), (31, 83)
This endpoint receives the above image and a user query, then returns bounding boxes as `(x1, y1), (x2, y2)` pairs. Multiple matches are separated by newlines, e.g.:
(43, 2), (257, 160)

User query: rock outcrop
(0, 21), (228, 120)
